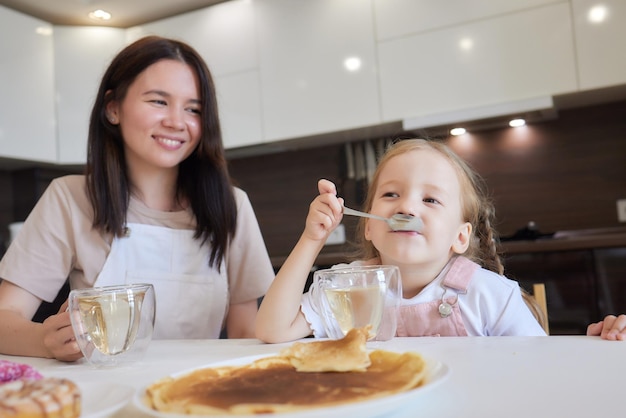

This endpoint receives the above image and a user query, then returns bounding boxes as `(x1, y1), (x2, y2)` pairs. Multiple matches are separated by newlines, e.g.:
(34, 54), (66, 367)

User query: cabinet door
(374, 0), (558, 41)
(255, 0), (381, 142)
(215, 72), (263, 149)
(0, 6), (56, 162)
(378, 2), (577, 122)
(572, 0), (626, 90)
(54, 27), (125, 165)
(128, 0), (262, 149)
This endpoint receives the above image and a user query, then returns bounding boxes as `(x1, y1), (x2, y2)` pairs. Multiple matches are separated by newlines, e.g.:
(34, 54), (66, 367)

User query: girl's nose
(396, 201), (418, 217)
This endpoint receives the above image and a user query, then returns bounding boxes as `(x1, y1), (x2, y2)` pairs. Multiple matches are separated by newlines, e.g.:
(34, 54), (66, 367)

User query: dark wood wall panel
(230, 144), (350, 258)
(230, 100), (626, 260)
(454, 101), (626, 236)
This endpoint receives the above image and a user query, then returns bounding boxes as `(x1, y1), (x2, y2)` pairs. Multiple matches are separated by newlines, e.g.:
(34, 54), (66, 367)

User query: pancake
(279, 325), (371, 372)
(145, 327), (427, 415)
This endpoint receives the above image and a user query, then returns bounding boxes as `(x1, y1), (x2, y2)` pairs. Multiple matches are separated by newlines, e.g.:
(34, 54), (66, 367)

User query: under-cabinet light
(450, 127), (466, 136)
(402, 96), (553, 131)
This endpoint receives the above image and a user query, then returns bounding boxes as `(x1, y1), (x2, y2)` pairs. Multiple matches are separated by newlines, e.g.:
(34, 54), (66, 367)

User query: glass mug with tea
(312, 265), (402, 341)
(69, 283), (156, 367)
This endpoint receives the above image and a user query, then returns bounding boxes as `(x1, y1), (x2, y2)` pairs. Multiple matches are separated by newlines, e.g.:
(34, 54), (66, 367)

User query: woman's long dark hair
(86, 35), (236, 268)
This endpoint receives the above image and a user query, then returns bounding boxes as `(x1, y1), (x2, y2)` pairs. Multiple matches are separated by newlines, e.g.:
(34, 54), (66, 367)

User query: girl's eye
(424, 197), (440, 204)
(150, 99), (167, 105)
(382, 192), (398, 198)
(187, 107), (201, 115)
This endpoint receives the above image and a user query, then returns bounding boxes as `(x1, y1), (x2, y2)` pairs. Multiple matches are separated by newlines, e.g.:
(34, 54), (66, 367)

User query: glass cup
(312, 265), (402, 341)
(69, 283), (156, 367)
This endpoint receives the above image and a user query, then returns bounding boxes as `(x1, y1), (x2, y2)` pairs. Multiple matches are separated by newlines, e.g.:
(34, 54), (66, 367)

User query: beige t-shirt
(0, 175), (274, 306)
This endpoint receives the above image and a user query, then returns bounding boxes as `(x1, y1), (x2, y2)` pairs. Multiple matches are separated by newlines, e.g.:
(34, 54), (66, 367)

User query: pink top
(396, 256), (477, 337)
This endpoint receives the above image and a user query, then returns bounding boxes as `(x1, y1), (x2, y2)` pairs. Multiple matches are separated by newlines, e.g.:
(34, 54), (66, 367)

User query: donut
(0, 375), (81, 418)
(0, 360), (43, 382)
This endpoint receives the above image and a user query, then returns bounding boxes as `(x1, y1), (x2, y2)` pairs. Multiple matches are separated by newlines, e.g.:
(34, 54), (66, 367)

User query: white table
(1, 336), (623, 417)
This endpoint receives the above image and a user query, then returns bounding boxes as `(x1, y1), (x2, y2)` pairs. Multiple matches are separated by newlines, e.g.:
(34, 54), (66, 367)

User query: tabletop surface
(1, 336), (623, 418)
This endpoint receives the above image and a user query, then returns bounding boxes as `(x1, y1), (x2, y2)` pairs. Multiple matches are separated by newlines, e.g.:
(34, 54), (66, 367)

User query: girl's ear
(364, 219), (372, 242)
(452, 222), (472, 254)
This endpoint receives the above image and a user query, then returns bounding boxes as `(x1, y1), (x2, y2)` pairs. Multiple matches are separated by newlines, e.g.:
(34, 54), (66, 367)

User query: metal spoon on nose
(342, 205), (423, 232)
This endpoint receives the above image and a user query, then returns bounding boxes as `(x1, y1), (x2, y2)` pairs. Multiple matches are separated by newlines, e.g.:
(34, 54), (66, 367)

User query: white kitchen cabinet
(54, 27), (125, 165)
(4, 0), (626, 165)
(254, 0), (381, 142)
(373, 0), (560, 41)
(214, 71), (264, 148)
(128, 0), (256, 78)
(128, 0), (262, 148)
(572, 0), (626, 90)
(0, 6), (56, 162)
(377, 2), (577, 122)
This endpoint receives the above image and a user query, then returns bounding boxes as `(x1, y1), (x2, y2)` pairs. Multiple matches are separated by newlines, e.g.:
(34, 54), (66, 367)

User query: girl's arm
(255, 179), (344, 343)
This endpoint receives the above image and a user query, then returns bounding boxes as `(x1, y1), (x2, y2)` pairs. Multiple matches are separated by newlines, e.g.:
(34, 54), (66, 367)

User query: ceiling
(0, 0), (229, 28)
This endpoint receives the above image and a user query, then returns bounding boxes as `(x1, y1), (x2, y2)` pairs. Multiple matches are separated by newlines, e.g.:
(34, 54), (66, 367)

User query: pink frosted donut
(0, 360), (43, 382)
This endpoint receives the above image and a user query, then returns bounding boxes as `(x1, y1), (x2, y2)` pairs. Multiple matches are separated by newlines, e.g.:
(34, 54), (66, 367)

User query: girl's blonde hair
(353, 138), (504, 275)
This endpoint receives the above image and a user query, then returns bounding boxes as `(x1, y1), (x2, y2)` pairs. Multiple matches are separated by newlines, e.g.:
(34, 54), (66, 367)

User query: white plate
(134, 352), (449, 417)
(81, 382), (134, 418)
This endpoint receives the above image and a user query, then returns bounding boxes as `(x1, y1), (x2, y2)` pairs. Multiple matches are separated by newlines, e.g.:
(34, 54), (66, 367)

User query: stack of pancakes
(145, 327), (427, 415)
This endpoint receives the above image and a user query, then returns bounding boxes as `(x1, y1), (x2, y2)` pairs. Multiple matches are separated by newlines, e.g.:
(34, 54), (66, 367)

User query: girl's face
(365, 149), (471, 270)
(107, 59), (202, 175)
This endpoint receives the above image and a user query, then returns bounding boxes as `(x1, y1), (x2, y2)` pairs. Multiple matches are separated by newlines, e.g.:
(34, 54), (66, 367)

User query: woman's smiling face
(365, 148), (471, 269)
(107, 59), (202, 173)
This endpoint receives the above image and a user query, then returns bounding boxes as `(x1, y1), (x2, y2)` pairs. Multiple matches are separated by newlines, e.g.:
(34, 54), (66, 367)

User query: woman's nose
(163, 109), (185, 130)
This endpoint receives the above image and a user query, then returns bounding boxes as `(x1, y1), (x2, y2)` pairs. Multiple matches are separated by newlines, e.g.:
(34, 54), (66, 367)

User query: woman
(0, 36), (274, 361)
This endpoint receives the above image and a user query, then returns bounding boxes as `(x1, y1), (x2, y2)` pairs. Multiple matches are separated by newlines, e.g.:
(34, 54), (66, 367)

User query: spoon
(342, 206), (423, 232)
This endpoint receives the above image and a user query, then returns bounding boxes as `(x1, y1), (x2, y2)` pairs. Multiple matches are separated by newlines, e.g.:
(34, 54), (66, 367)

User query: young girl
(256, 139), (626, 342)
(256, 139), (545, 342)
(0, 36), (274, 361)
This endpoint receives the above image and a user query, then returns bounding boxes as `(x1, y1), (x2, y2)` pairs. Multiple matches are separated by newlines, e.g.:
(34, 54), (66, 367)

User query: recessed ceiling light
(343, 57), (362, 72)
(509, 118), (526, 127)
(459, 37), (474, 51)
(450, 127), (466, 136)
(35, 26), (53, 36)
(588, 5), (608, 23)
(88, 9), (112, 21)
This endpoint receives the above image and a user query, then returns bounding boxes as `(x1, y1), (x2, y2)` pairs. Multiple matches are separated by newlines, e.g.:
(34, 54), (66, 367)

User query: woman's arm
(225, 299), (260, 338)
(0, 280), (82, 360)
(587, 314), (626, 340)
(255, 180), (344, 343)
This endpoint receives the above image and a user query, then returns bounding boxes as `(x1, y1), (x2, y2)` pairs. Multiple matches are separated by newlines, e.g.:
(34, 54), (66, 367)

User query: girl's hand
(303, 179), (344, 242)
(41, 301), (84, 361)
(587, 314), (626, 340)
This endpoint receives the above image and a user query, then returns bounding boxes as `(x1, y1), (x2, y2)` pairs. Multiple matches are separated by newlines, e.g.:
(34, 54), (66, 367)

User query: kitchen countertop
(498, 226), (626, 254)
(270, 227), (626, 268)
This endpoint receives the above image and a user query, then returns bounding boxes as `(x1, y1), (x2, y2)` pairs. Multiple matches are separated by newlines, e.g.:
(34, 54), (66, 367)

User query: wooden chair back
(522, 283), (549, 334)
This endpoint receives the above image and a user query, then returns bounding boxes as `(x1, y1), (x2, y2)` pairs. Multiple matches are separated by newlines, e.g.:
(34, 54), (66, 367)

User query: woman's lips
(154, 136), (184, 148)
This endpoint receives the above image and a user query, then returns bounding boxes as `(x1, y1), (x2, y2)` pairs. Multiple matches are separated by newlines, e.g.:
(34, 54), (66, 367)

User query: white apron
(94, 223), (229, 339)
